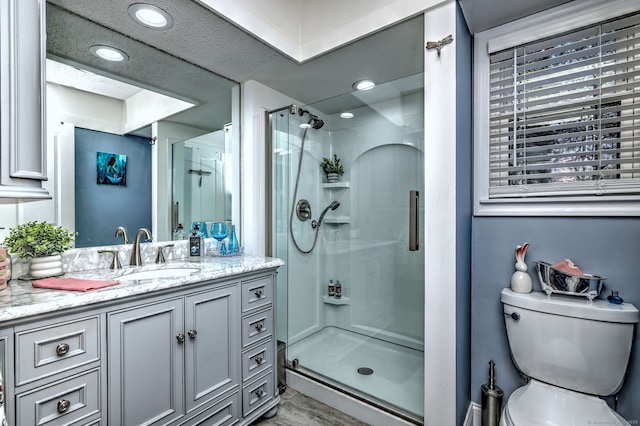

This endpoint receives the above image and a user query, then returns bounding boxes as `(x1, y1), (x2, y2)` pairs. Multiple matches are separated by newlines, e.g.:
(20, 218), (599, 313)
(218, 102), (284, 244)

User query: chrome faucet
(115, 226), (129, 244)
(130, 228), (152, 266)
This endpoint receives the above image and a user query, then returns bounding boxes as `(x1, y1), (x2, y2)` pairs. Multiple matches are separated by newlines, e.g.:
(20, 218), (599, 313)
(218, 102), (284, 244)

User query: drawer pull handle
(254, 356), (263, 365)
(56, 343), (70, 356)
(254, 323), (264, 332)
(255, 389), (265, 398)
(254, 289), (263, 298)
(57, 399), (71, 414)
(176, 334), (185, 343)
(188, 329), (197, 338)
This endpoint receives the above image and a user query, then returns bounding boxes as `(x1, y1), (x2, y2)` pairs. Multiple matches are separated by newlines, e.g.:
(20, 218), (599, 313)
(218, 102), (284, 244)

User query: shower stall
(268, 73), (425, 422)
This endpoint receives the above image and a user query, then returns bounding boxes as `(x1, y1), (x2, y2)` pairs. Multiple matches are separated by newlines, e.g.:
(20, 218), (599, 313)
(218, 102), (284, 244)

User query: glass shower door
(271, 73), (425, 421)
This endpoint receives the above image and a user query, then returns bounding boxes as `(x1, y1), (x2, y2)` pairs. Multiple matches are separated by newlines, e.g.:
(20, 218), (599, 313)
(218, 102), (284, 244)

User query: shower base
(287, 326), (424, 422)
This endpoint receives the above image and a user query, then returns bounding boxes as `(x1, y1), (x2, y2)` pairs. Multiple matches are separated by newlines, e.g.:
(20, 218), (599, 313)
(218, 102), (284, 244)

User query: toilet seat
(500, 380), (629, 426)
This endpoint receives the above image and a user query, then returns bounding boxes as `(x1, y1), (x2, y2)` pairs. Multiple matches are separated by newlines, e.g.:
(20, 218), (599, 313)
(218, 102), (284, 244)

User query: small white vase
(30, 254), (63, 278)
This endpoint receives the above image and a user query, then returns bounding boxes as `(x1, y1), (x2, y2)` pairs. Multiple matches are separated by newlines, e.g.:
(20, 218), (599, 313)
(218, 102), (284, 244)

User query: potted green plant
(3, 221), (76, 278)
(320, 154), (345, 183)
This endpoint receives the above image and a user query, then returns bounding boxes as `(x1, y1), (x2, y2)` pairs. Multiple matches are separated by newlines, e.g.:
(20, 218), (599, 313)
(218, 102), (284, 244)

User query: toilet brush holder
(481, 360), (503, 426)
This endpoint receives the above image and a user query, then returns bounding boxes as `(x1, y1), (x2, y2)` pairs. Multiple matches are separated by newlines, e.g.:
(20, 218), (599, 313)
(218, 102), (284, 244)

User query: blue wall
(74, 128), (152, 247)
(456, 3), (473, 425)
(471, 217), (640, 421)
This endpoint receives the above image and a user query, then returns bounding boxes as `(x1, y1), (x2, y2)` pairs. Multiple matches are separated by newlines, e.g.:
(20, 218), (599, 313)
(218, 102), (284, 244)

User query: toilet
(500, 288), (639, 426)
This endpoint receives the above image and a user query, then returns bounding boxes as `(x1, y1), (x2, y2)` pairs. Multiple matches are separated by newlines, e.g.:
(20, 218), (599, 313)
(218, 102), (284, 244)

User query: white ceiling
(46, 0), (576, 127)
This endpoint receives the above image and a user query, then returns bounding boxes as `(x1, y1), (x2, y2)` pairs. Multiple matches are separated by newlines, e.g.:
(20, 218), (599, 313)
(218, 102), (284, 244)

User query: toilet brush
(481, 360), (504, 426)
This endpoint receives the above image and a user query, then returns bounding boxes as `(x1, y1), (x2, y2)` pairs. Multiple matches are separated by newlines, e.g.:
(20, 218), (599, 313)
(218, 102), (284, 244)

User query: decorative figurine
(510, 242), (532, 293)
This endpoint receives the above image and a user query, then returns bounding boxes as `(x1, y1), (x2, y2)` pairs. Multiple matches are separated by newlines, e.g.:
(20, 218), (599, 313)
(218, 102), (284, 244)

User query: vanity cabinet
(107, 284), (240, 425)
(0, 0), (49, 199)
(0, 264), (280, 426)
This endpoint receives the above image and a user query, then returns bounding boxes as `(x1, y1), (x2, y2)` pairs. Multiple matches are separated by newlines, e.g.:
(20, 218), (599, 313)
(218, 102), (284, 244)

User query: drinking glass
(211, 222), (229, 255)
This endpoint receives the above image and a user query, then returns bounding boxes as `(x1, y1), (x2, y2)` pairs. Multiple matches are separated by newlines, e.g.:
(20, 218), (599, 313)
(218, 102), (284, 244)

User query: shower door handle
(409, 190), (419, 251)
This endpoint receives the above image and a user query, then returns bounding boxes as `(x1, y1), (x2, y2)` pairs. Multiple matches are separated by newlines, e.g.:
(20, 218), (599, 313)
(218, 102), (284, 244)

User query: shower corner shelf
(323, 295), (350, 305)
(323, 216), (350, 224)
(322, 182), (350, 189)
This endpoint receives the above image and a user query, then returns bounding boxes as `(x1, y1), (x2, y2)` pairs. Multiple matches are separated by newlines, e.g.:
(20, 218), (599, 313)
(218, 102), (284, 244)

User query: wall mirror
(45, 3), (240, 248)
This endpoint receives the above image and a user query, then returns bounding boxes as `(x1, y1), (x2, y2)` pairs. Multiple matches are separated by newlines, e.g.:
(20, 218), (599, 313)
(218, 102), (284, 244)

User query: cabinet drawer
(16, 368), (101, 426)
(242, 371), (274, 417)
(178, 391), (239, 426)
(242, 340), (273, 383)
(241, 276), (273, 314)
(241, 309), (273, 348)
(16, 316), (100, 386)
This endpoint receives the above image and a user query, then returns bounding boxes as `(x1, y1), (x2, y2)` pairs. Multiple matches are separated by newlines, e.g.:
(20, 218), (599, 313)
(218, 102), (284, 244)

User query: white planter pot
(326, 172), (340, 183)
(30, 254), (63, 278)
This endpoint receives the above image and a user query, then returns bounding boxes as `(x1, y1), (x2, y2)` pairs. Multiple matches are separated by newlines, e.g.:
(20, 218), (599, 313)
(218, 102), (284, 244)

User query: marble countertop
(0, 255), (284, 323)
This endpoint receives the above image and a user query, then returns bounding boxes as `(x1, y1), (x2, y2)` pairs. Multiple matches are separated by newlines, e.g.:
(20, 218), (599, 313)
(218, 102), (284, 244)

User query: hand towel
(32, 277), (120, 292)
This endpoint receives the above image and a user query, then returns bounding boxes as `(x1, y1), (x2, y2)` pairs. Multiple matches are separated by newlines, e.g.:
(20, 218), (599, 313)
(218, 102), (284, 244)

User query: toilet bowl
(501, 288), (639, 426)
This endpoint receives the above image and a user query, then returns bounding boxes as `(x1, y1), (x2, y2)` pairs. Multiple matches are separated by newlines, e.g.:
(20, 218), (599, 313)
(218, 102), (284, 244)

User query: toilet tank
(501, 288), (639, 396)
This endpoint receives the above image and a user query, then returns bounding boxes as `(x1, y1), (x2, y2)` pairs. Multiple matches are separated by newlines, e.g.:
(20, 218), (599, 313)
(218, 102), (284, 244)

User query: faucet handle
(98, 249), (122, 270)
(156, 244), (175, 264)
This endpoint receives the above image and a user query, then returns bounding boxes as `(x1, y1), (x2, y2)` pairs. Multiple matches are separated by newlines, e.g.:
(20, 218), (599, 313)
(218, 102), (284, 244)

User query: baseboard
(464, 402), (481, 426)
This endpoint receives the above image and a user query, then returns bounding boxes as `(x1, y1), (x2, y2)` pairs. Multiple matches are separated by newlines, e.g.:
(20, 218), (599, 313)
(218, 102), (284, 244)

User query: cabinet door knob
(254, 323), (264, 332)
(254, 356), (263, 365)
(187, 329), (197, 338)
(254, 289), (263, 298)
(254, 389), (265, 398)
(56, 343), (70, 356)
(176, 334), (185, 343)
(57, 399), (71, 414)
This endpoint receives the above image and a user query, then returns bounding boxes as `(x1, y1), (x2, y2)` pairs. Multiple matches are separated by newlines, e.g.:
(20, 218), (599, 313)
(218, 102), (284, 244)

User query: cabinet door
(184, 285), (239, 413)
(0, 0), (49, 198)
(108, 298), (184, 426)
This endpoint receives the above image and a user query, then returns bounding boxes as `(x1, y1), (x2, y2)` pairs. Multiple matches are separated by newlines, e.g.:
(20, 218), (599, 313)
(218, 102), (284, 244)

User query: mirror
(44, 3), (240, 248)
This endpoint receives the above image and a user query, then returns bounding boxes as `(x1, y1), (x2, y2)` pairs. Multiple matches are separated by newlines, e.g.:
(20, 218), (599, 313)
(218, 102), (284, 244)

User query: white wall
(240, 80), (298, 255)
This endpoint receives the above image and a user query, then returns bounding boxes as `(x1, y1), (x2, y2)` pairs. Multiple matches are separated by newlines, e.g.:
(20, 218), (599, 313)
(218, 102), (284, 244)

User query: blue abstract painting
(97, 152), (127, 186)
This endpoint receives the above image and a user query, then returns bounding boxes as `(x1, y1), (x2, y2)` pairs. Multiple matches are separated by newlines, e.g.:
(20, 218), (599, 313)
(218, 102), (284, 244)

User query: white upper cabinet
(0, 0), (49, 199)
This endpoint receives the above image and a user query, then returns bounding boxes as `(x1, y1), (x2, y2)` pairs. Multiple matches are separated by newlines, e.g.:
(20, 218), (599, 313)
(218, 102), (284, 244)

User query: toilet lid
(504, 381), (629, 426)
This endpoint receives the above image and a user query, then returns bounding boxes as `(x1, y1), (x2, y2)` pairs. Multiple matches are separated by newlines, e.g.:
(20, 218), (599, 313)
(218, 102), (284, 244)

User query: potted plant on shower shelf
(320, 154), (345, 183)
(3, 221), (76, 279)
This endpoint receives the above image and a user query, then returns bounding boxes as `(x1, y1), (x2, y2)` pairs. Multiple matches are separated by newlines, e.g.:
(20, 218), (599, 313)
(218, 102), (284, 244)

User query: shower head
(312, 201), (340, 229)
(313, 118), (324, 129)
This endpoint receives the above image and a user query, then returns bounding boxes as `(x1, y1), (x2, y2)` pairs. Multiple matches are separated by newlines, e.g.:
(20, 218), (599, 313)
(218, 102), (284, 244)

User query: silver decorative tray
(535, 261), (605, 302)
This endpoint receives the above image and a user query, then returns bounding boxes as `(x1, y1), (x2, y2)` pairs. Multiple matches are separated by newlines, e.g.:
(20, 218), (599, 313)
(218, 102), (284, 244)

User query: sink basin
(118, 268), (200, 280)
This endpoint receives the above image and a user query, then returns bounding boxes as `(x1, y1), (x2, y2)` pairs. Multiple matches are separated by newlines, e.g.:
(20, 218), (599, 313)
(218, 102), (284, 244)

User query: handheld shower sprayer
(311, 201), (340, 229)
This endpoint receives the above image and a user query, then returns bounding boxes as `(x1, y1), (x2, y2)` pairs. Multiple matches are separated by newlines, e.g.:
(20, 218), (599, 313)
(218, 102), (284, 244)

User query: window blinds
(488, 13), (640, 198)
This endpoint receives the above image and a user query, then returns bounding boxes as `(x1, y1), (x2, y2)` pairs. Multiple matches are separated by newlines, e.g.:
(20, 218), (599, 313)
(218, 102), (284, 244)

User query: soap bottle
(335, 280), (342, 299)
(328, 279), (335, 297)
(228, 225), (239, 253)
(189, 224), (204, 260)
(173, 223), (186, 240)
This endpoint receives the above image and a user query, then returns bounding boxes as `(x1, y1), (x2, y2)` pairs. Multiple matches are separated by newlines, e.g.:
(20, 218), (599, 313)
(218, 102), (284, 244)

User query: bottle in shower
(328, 279), (335, 297)
(335, 280), (342, 299)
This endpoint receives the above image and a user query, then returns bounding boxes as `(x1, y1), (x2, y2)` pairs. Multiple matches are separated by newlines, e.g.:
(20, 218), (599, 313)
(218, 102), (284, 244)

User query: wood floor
(252, 388), (369, 426)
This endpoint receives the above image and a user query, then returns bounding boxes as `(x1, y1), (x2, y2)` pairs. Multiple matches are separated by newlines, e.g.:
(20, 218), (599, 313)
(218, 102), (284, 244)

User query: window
(474, 0), (640, 215)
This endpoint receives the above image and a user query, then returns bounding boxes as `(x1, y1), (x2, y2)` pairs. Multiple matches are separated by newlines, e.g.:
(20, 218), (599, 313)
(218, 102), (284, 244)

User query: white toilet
(500, 288), (639, 426)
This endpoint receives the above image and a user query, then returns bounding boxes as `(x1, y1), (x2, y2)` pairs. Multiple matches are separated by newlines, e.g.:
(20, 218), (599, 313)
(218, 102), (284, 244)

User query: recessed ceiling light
(340, 112), (354, 119)
(89, 45), (129, 62)
(128, 4), (174, 29)
(353, 80), (376, 91)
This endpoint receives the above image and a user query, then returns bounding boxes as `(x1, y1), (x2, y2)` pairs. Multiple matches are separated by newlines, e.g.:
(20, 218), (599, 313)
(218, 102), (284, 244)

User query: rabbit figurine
(510, 242), (532, 293)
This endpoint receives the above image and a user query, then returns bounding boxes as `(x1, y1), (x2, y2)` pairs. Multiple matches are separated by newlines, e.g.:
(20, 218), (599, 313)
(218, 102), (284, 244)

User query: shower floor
(287, 327), (424, 419)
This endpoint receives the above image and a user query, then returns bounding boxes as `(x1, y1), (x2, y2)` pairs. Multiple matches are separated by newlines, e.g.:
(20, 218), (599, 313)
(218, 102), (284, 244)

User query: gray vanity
(0, 254), (283, 425)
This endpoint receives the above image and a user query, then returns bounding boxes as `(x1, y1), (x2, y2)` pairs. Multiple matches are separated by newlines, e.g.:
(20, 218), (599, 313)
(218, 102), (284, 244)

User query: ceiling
(46, 0), (574, 110)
